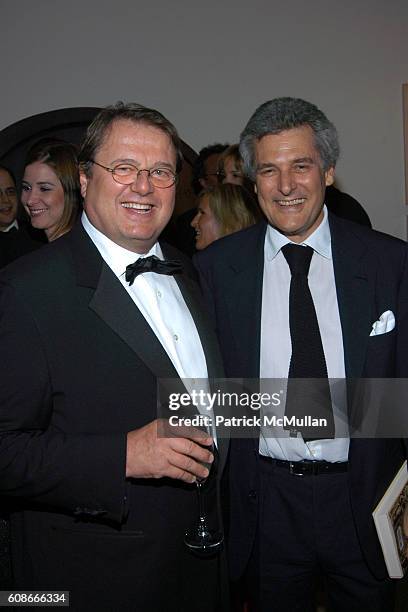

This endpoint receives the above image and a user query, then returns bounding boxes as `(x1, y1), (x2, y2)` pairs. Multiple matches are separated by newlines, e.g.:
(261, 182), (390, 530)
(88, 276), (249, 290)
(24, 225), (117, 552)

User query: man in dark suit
(0, 165), (43, 588)
(0, 103), (227, 611)
(194, 97), (407, 611)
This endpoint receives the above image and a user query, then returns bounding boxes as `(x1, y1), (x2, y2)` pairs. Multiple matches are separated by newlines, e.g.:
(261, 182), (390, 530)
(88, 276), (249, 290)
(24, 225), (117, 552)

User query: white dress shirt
(82, 212), (209, 387)
(1, 219), (18, 232)
(259, 207), (349, 462)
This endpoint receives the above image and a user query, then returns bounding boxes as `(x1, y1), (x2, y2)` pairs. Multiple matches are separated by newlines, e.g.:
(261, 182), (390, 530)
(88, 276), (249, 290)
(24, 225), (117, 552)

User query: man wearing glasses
(0, 103), (227, 611)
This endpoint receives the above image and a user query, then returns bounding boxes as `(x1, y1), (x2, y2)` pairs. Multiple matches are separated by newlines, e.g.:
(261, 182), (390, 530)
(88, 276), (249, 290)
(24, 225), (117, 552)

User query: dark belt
(260, 456), (348, 476)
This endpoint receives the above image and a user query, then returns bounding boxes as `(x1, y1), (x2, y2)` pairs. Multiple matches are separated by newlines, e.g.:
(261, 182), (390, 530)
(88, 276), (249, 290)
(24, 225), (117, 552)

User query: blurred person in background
(217, 144), (255, 195)
(191, 183), (261, 250)
(192, 142), (229, 194)
(217, 144), (245, 186)
(172, 143), (230, 256)
(0, 166), (18, 232)
(0, 165), (42, 268)
(325, 184), (371, 227)
(21, 139), (81, 242)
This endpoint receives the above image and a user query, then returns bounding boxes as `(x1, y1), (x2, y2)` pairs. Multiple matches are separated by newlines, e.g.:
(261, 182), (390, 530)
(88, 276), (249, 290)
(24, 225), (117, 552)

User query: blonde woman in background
(191, 183), (261, 250)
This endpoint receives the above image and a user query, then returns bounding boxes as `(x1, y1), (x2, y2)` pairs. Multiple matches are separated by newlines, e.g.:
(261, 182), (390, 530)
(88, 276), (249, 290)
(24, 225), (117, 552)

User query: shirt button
(174, 334), (179, 341)
(157, 290), (162, 298)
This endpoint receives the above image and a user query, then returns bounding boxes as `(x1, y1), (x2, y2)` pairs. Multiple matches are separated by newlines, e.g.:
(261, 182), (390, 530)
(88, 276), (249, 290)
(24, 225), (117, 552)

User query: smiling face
(21, 162), (65, 240)
(0, 168), (18, 230)
(254, 125), (334, 242)
(191, 194), (222, 250)
(80, 120), (176, 253)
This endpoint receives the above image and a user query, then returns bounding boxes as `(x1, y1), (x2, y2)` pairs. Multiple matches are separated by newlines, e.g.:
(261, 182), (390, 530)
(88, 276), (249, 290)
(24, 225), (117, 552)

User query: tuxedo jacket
(0, 225), (43, 269)
(0, 223), (228, 611)
(194, 213), (408, 581)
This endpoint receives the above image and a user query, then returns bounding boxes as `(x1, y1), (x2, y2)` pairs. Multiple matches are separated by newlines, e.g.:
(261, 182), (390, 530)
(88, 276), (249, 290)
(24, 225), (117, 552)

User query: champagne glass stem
(196, 481), (206, 522)
(184, 442), (223, 554)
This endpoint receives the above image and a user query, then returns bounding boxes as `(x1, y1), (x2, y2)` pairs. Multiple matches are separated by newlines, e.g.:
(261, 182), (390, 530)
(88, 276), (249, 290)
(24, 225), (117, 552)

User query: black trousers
(245, 458), (395, 612)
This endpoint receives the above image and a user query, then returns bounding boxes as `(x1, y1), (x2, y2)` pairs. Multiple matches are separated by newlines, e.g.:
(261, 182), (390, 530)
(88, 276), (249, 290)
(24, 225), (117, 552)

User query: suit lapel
(89, 263), (180, 380)
(224, 223), (267, 378)
(329, 214), (374, 377)
(69, 222), (179, 380)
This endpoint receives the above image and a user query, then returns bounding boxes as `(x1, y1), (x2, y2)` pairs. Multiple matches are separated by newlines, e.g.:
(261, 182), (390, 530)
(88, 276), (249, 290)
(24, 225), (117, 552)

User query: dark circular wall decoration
(0, 107), (197, 217)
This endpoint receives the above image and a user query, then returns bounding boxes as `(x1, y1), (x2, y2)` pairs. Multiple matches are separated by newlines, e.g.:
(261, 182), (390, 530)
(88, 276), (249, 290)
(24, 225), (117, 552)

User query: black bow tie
(125, 255), (183, 286)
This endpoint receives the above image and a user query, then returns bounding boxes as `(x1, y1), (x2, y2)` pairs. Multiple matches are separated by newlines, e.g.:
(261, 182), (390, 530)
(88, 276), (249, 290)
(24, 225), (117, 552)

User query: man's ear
(79, 167), (89, 199)
(325, 166), (335, 187)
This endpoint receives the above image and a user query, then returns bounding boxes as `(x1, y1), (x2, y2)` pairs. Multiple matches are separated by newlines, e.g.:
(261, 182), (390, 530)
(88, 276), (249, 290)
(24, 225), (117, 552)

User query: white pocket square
(369, 310), (395, 336)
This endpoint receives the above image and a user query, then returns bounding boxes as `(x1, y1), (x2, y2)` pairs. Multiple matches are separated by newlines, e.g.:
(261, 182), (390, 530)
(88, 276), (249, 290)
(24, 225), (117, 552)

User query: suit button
(248, 490), (257, 501)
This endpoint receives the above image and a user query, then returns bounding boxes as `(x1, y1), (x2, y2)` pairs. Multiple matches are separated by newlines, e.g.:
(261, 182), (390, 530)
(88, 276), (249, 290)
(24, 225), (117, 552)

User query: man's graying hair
(239, 97), (340, 180)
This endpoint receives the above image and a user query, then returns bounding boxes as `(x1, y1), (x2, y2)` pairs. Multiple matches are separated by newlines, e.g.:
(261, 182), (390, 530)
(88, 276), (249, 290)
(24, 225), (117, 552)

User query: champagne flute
(184, 430), (223, 556)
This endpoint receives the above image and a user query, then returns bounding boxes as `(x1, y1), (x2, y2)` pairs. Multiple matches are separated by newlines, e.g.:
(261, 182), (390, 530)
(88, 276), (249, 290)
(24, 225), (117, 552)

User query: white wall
(1, 0), (407, 237)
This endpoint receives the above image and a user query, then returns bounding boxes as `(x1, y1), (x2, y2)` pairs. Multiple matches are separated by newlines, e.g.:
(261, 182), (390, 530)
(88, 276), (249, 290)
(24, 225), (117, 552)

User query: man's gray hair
(239, 97), (339, 180)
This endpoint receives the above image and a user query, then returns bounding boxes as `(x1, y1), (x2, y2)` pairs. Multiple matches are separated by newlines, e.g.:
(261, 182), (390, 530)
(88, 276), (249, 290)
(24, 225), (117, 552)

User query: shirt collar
(264, 205), (332, 261)
(1, 219), (19, 232)
(81, 211), (162, 278)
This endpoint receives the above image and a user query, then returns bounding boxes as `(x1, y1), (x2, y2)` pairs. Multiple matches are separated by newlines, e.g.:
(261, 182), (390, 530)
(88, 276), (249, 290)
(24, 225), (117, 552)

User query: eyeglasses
(91, 160), (177, 189)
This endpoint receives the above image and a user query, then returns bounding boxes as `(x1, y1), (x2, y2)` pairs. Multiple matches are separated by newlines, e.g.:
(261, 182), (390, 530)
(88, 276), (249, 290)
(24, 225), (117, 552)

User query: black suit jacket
(194, 214), (407, 581)
(0, 223), (227, 611)
(0, 225), (43, 269)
